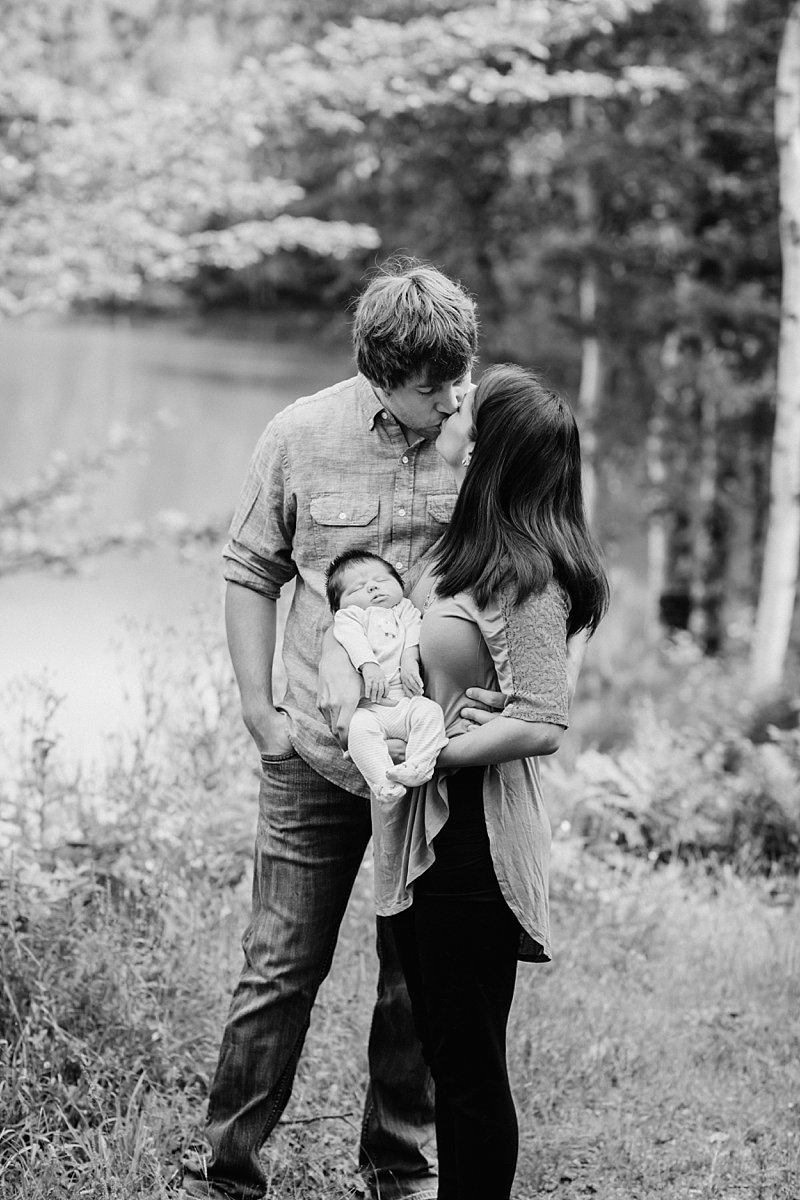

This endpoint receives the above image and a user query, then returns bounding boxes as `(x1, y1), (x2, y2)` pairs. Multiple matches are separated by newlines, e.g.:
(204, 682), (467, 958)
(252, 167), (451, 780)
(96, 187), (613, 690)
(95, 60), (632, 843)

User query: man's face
(380, 367), (473, 441)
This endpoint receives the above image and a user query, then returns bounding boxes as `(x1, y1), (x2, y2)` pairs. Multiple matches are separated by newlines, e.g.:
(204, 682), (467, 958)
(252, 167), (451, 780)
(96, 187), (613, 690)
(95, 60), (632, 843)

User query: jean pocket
(260, 749), (298, 766)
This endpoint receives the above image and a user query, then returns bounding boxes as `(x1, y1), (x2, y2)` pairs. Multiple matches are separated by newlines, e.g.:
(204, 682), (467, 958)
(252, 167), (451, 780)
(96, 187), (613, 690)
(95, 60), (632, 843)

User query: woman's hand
(458, 686), (506, 728)
(444, 686), (505, 741)
(438, 716), (564, 768)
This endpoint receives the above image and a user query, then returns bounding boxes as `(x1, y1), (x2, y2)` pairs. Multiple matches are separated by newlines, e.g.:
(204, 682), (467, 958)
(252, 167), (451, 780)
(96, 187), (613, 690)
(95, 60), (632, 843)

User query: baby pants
(348, 694), (447, 796)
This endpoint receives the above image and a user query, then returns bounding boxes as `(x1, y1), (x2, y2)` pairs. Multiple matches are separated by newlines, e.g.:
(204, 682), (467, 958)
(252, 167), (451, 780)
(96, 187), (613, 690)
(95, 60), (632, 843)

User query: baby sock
(386, 758), (437, 788)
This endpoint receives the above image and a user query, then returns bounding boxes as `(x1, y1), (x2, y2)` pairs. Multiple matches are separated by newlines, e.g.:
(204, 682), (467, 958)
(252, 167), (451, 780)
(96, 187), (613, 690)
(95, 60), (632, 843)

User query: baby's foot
(376, 780), (407, 801)
(386, 759), (436, 788)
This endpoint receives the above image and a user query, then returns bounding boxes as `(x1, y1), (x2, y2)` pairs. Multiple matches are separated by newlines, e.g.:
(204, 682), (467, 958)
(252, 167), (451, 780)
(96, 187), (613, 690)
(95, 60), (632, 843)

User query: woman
(375, 362), (609, 1200)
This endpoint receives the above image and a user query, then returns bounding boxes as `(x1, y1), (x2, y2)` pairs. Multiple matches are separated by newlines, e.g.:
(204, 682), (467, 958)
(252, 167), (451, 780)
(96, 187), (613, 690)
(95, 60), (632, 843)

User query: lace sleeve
(498, 583), (569, 726)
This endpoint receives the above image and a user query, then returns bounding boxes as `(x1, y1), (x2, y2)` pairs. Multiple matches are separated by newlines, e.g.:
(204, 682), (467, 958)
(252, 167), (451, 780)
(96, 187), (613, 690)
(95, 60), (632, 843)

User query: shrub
(548, 649), (800, 872)
(0, 620), (257, 1193)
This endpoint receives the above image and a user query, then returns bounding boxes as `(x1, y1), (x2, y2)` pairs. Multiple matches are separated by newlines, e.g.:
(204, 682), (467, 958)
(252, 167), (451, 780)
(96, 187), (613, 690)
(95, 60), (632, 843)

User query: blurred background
(3, 4), (800, 1198)
(2, 0), (793, 763)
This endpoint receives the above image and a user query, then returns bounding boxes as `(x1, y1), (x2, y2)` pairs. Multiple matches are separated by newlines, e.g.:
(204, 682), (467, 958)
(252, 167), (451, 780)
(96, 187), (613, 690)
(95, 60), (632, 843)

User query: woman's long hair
(433, 363), (609, 636)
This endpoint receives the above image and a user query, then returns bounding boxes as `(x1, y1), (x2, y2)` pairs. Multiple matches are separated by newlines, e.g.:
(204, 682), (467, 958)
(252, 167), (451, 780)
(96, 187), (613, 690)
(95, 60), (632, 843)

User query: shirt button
(401, 455), (409, 464)
(339, 511), (347, 519)
(398, 508), (406, 516)
(380, 410), (388, 419)
(395, 561), (403, 571)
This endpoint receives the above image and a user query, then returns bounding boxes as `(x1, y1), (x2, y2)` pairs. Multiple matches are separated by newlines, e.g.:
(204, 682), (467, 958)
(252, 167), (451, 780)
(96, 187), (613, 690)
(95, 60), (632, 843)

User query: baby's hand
(400, 662), (424, 697)
(360, 662), (388, 702)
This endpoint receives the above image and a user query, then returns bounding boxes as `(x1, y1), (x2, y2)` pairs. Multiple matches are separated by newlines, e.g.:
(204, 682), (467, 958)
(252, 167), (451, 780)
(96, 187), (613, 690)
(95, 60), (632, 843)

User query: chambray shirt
(222, 374), (458, 795)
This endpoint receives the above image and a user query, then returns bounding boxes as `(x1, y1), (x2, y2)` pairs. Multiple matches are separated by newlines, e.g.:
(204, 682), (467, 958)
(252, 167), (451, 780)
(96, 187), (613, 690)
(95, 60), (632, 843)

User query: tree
(279, 0), (781, 650)
(0, 0), (379, 316)
(751, 0), (800, 692)
(273, 0), (685, 524)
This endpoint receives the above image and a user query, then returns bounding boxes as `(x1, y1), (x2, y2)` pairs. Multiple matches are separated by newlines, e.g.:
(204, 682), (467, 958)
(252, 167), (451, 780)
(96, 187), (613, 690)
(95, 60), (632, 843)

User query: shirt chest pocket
(426, 494), (455, 525)
(309, 494), (380, 565)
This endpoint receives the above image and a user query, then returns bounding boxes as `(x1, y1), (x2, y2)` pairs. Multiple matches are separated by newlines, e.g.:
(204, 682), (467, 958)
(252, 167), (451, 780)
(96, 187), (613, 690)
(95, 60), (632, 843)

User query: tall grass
(1, 619), (799, 1199)
(514, 856), (800, 1199)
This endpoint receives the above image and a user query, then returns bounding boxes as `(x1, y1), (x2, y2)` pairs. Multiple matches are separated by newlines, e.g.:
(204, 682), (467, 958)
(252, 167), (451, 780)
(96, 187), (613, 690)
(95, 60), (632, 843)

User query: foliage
(265, 0), (788, 648)
(0, 617), (252, 1194)
(548, 642), (800, 871)
(0, 1), (380, 315)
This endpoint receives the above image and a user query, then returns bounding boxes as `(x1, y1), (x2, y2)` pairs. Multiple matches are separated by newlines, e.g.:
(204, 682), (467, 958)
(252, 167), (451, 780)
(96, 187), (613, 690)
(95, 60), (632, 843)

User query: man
(182, 258), (481, 1200)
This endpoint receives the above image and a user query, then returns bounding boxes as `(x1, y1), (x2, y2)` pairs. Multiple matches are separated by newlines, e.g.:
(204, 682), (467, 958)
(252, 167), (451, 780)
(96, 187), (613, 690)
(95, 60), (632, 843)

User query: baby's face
(338, 561), (404, 611)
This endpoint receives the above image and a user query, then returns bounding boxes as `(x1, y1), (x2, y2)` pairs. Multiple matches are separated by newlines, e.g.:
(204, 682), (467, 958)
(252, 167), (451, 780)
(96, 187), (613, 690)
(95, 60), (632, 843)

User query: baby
(326, 549), (448, 801)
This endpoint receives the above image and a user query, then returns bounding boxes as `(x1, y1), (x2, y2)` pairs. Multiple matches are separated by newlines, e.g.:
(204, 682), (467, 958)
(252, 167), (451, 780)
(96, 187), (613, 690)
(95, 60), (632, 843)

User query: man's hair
(325, 549), (404, 612)
(433, 364), (609, 637)
(353, 256), (478, 392)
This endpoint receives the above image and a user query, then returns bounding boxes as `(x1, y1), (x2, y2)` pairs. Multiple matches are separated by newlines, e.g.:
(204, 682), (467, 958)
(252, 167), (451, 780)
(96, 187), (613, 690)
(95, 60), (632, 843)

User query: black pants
(389, 768), (521, 1200)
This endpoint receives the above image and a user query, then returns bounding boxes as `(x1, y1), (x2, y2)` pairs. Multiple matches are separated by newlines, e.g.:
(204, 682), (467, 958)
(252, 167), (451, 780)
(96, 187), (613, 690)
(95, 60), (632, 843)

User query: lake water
(0, 312), (354, 763)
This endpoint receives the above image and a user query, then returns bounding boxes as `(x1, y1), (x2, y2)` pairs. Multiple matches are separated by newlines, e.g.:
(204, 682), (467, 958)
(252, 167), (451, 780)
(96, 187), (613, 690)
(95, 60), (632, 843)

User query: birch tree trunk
(571, 95), (602, 523)
(751, 1), (800, 692)
(576, 264), (602, 523)
(645, 331), (680, 639)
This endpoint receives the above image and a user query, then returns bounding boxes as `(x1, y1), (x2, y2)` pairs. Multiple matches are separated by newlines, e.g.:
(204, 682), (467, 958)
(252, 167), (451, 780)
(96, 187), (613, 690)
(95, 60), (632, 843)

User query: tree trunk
(576, 266), (602, 522)
(751, 1), (800, 692)
(692, 349), (733, 655)
(696, 440), (733, 656)
(646, 331), (689, 639)
(571, 95), (602, 523)
(645, 395), (669, 639)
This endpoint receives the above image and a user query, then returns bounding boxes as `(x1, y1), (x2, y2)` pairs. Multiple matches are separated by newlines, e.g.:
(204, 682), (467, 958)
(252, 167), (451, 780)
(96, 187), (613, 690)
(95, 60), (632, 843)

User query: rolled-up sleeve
(222, 417), (298, 599)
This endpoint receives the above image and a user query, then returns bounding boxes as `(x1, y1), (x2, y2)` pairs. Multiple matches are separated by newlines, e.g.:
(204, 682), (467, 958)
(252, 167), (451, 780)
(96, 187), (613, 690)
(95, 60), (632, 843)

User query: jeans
(183, 751), (437, 1200)
(390, 768), (520, 1200)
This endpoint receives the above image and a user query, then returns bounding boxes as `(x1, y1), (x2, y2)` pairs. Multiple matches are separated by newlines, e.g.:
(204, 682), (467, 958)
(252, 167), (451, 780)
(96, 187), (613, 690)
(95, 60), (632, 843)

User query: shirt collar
(355, 373), (426, 448)
(356, 374), (391, 430)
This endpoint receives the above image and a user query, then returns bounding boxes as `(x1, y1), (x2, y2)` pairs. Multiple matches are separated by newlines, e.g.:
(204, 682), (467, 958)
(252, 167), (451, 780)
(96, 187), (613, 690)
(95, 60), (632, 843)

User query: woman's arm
(458, 626), (588, 727)
(437, 715), (564, 768)
(441, 583), (570, 766)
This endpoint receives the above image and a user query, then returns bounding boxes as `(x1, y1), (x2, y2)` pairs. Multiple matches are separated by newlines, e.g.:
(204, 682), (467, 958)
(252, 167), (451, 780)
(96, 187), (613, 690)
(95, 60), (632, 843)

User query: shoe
(179, 1181), (237, 1199)
(359, 1190), (436, 1200)
(179, 1185), (230, 1195)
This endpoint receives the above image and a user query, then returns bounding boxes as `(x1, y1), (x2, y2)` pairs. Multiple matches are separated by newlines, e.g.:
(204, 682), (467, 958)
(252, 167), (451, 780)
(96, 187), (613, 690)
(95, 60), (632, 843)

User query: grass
(2, 839), (798, 1199)
(513, 854), (800, 1198)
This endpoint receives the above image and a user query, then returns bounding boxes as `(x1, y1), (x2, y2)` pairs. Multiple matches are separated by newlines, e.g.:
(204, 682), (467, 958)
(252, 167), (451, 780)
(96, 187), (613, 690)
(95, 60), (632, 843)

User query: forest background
(1, 1), (800, 1198)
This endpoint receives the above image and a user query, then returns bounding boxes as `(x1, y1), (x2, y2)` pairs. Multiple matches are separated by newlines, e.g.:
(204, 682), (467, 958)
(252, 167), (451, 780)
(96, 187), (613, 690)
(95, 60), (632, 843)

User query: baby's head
(326, 550), (405, 613)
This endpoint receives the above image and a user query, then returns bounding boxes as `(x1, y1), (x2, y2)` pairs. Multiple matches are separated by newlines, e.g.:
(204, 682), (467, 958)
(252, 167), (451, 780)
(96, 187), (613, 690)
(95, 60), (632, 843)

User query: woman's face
(435, 384), (476, 472)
